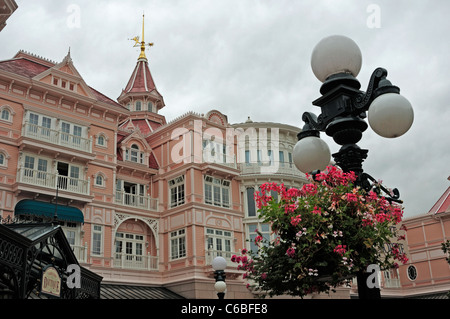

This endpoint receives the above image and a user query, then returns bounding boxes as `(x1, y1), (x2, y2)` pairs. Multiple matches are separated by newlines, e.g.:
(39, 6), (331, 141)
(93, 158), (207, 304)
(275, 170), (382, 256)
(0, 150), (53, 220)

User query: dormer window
(52, 76), (77, 92)
(125, 144), (145, 164)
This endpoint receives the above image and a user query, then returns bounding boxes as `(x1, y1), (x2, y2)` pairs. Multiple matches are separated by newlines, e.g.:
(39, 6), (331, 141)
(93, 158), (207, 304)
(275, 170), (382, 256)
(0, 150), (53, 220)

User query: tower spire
(130, 13), (153, 61)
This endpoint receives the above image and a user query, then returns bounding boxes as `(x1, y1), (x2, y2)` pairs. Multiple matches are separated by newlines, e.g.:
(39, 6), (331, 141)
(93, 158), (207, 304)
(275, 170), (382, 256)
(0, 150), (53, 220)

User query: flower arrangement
(232, 165), (408, 298)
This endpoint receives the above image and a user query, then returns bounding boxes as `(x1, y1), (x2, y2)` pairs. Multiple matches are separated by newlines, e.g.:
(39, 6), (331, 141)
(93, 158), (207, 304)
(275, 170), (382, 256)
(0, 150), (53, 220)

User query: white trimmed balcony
(113, 253), (158, 271)
(115, 190), (158, 211)
(17, 167), (90, 195)
(23, 121), (92, 153)
(239, 161), (304, 177)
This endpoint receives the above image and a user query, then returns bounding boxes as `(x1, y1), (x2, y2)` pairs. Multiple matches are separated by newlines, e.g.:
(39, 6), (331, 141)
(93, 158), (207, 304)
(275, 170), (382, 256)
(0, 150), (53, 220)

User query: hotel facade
(0, 10), (448, 299)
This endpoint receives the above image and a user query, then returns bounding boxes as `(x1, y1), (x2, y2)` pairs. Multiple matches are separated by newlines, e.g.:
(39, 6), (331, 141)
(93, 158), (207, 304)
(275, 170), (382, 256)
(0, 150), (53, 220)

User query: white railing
(113, 253), (158, 270)
(239, 161), (303, 177)
(115, 191), (158, 211)
(17, 167), (90, 195)
(23, 122), (92, 153)
(206, 249), (237, 268)
(72, 243), (87, 263)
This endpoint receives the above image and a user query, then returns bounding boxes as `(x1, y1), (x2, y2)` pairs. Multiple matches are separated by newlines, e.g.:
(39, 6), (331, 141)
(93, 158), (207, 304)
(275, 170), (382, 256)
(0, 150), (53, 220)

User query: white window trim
(204, 175), (231, 208)
(170, 228), (186, 260)
(96, 133), (108, 148)
(169, 175), (185, 208)
(91, 224), (104, 256)
(0, 105), (15, 123)
(94, 172), (107, 188)
(0, 150), (10, 169)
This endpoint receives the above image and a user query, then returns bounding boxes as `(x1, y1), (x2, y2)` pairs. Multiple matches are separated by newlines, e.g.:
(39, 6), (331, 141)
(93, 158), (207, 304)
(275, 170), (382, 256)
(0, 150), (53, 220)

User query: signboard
(41, 265), (61, 298)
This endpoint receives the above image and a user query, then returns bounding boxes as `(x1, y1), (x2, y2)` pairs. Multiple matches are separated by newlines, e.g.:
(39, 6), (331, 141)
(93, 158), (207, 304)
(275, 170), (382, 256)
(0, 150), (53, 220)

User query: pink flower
(286, 247), (296, 258)
(333, 244), (347, 256)
(261, 273), (267, 280)
(346, 193), (358, 202)
(290, 214), (302, 226)
(312, 206), (322, 215)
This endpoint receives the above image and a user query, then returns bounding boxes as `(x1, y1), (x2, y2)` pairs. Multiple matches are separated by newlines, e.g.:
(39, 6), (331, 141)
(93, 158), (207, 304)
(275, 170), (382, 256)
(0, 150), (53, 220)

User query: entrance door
(115, 232), (145, 269)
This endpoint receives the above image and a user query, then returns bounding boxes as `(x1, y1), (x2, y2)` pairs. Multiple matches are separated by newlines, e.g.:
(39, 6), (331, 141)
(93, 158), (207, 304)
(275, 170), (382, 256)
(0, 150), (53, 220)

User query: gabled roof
(428, 176), (450, 215)
(0, 51), (124, 109)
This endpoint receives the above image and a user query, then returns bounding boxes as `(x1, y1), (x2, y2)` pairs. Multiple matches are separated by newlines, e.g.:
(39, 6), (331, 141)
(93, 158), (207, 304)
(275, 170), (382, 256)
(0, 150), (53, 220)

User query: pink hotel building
(0, 12), (449, 299)
(0, 35), (310, 298)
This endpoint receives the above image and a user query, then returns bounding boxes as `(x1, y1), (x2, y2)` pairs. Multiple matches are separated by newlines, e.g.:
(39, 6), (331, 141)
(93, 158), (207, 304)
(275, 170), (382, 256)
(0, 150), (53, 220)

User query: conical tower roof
(118, 14), (165, 111)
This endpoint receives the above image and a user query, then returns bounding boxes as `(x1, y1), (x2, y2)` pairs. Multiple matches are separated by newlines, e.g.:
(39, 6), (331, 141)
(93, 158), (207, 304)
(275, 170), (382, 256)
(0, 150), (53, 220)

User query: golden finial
(130, 13), (153, 61)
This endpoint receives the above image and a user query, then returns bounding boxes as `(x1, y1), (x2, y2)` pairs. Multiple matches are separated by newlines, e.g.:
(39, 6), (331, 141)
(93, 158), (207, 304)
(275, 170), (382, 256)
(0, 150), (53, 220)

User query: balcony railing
(72, 243), (87, 263)
(206, 249), (237, 268)
(239, 161), (304, 177)
(17, 167), (90, 195)
(23, 122), (92, 153)
(115, 191), (158, 211)
(113, 253), (158, 271)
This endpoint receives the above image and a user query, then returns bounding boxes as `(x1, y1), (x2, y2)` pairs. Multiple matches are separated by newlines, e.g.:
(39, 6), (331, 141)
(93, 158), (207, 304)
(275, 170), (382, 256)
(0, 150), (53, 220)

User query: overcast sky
(1, 0), (449, 218)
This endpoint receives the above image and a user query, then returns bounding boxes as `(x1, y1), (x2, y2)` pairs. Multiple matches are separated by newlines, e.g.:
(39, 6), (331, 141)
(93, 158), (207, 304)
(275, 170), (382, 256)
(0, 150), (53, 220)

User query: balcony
(239, 161), (305, 177)
(113, 253), (158, 271)
(72, 243), (88, 263)
(17, 167), (90, 196)
(22, 121), (92, 153)
(115, 190), (158, 211)
(206, 249), (238, 268)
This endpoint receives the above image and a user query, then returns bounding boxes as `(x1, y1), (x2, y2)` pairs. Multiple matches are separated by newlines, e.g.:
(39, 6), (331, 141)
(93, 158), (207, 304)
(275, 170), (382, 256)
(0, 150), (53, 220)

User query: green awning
(15, 199), (84, 223)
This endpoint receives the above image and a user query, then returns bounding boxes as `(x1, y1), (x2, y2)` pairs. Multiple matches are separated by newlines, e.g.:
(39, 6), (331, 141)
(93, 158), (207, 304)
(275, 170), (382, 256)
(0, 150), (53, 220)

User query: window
(24, 155), (35, 177)
(245, 150), (251, 165)
(206, 228), (233, 258)
(95, 174), (104, 186)
(130, 144), (139, 162)
(97, 134), (105, 146)
(204, 175), (230, 208)
(407, 265), (417, 281)
(248, 223), (271, 253)
(1, 109), (9, 121)
(115, 232), (145, 262)
(170, 229), (186, 259)
(169, 175), (185, 208)
(92, 225), (103, 255)
(135, 101), (142, 111)
(279, 151), (285, 167)
(0, 154), (4, 166)
(288, 152), (293, 168)
(246, 188), (256, 217)
(147, 102), (153, 112)
(37, 158), (48, 179)
(125, 144), (145, 164)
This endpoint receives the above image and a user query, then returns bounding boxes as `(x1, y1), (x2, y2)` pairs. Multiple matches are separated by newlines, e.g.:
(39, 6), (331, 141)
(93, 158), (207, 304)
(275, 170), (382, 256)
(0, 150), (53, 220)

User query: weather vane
(130, 13), (153, 60)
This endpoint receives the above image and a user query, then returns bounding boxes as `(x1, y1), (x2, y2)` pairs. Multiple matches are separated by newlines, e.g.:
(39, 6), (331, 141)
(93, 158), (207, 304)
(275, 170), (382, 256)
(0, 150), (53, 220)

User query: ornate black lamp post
(292, 35), (414, 299)
(212, 256), (227, 299)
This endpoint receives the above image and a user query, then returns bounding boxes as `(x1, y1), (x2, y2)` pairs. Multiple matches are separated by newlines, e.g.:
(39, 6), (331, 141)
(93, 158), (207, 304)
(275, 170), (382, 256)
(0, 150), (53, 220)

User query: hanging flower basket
(233, 166), (408, 298)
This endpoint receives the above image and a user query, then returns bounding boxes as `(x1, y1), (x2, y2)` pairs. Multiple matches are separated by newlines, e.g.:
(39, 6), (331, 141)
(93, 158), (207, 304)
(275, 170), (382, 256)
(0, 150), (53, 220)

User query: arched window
(94, 172), (106, 187)
(0, 105), (14, 122)
(147, 101), (153, 112)
(1, 109), (10, 121)
(0, 151), (9, 168)
(96, 133), (107, 147)
(135, 101), (142, 111)
(130, 144), (139, 162)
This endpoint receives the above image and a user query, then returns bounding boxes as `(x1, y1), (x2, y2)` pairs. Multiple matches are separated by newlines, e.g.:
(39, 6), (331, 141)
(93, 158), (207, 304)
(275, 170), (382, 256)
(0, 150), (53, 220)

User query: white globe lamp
(311, 35), (362, 82)
(214, 281), (227, 294)
(212, 256), (227, 271)
(293, 136), (331, 173)
(368, 93), (414, 138)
